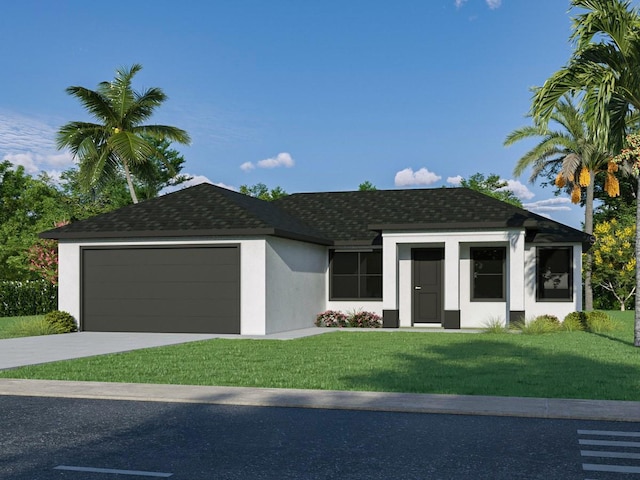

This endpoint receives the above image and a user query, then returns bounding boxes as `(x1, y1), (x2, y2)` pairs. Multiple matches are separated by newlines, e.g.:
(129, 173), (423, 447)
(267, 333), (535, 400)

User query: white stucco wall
(524, 243), (583, 321)
(57, 237), (269, 335)
(382, 229), (527, 328)
(264, 237), (327, 334)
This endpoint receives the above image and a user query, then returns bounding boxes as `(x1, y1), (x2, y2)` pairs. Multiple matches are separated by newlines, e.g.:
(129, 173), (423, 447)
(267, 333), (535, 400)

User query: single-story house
(41, 184), (593, 334)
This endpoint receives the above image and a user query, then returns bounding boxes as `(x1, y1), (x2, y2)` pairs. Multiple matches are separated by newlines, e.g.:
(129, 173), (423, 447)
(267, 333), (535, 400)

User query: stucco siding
(524, 243), (583, 321)
(56, 237), (268, 335)
(265, 237), (326, 334)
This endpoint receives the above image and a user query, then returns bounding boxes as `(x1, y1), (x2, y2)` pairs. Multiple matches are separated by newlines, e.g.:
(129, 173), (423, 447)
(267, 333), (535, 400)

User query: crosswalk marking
(579, 439), (640, 448)
(581, 450), (640, 460)
(583, 463), (640, 474)
(579, 430), (640, 438)
(578, 428), (640, 478)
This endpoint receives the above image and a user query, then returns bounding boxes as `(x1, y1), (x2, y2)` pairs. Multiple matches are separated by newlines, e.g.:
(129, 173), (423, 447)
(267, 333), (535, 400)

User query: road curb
(0, 379), (638, 422)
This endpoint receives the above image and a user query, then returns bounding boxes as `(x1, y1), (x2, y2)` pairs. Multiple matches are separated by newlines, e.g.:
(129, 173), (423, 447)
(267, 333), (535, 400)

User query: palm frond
(64, 87), (117, 125)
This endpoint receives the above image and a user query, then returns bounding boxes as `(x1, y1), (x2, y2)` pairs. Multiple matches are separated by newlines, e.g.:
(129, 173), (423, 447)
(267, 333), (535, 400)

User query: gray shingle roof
(41, 184), (592, 248)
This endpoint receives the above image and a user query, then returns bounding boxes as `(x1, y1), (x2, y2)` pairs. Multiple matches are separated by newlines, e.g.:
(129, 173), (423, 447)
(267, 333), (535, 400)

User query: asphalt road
(1, 395), (639, 480)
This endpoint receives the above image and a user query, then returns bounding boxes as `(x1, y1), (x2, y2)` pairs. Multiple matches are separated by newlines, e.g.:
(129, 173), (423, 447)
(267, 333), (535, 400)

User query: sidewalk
(0, 378), (638, 422)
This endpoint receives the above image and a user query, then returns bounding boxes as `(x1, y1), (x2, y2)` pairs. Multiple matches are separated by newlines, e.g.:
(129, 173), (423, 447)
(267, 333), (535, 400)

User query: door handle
(414, 286), (422, 290)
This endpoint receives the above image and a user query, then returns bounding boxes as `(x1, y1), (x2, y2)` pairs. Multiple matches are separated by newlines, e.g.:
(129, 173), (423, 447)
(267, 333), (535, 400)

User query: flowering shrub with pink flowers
(348, 310), (382, 328)
(315, 310), (349, 327)
(315, 309), (382, 328)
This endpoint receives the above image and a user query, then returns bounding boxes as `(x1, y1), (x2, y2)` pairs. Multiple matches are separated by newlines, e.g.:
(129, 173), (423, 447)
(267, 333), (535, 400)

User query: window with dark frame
(537, 247), (572, 301)
(471, 247), (506, 301)
(330, 250), (382, 300)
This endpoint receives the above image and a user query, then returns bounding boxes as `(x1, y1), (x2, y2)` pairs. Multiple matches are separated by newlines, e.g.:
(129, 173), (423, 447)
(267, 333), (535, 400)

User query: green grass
(0, 315), (47, 339)
(0, 311), (638, 401)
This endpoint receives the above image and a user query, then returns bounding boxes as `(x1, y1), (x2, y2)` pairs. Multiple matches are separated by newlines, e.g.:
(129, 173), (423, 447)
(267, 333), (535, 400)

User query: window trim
(329, 249), (383, 301)
(536, 246), (573, 302)
(470, 246), (506, 302)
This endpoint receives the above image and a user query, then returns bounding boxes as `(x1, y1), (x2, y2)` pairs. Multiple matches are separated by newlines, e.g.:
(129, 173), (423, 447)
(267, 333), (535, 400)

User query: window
(471, 247), (506, 301)
(537, 247), (572, 301)
(330, 250), (382, 300)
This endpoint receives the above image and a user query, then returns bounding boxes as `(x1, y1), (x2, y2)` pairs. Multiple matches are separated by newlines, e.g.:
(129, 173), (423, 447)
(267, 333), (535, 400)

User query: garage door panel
(84, 315), (240, 334)
(86, 264), (239, 283)
(82, 246), (240, 334)
(86, 248), (239, 267)
(84, 281), (239, 301)
(84, 298), (239, 318)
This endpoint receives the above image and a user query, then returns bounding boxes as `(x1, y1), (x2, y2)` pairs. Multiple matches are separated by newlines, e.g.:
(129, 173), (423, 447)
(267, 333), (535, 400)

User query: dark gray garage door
(82, 246), (240, 333)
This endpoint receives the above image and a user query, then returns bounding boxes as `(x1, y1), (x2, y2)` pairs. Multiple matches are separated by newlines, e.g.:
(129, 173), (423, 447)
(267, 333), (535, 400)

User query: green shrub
(561, 312), (586, 332)
(482, 317), (509, 334)
(0, 280), (57, 316)
(519, 315), (562, 335)
(584, 311), (618, 333)
(44, 310), (77, 334)
(5, 317), (58, 337)
(560, 312), (586, 332)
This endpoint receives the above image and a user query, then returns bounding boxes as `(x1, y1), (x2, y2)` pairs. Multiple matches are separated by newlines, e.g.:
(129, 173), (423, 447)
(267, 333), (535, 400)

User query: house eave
(41, 227), (332, 246)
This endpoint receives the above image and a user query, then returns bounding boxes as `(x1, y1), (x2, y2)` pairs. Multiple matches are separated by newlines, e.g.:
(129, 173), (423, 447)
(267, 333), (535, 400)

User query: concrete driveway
(0, 328), (327, 370)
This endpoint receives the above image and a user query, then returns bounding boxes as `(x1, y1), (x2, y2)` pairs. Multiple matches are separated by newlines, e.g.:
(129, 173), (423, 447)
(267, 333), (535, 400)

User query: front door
(412, 248), (444, 324)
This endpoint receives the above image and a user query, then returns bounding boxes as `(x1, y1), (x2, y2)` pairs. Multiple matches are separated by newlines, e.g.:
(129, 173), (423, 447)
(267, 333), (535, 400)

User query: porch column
(382, 236), (399, 325)
(443, 239), (460, 311)
(508, 231), (526, 319)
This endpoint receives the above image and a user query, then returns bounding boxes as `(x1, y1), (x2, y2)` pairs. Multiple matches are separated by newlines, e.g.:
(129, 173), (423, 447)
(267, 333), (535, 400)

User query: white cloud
(240, 152), (295, 172)
(213, 181), (238, 191)
(447, 175), (463, 186)
(395, 167), (442, 187)
(240, 161), (255, 172)
(499, 179), (535, 200)
(523, 197), (572, 213)
(3, 151), (75, 176)
(0, 110), (76, 177)
(257, 152), (295, 169)
(160, 174), (217, 196)
(455, 0), (501, 9)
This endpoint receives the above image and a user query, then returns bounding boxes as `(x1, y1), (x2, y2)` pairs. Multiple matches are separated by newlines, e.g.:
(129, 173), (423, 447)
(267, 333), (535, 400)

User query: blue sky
(0, 0), (598, 227)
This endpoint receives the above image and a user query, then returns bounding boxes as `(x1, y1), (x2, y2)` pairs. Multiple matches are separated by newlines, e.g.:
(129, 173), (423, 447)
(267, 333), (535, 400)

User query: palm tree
(531, 0), (640, 346)
(57, 64), (191, 204)
(505, 95), (615, 311)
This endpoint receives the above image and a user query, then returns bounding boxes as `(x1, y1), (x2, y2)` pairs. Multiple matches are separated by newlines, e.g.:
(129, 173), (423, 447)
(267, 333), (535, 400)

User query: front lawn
(0, 315), (47, 339)
(0, 312), (638, 401)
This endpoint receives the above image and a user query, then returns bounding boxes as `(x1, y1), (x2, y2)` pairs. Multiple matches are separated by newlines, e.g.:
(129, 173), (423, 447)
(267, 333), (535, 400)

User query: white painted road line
(581, 450), (640, 460)
(579, 439), (640, 448)
(54, 465), (173, 477)
(582, 463), (640, 474)
(578, 429), (640, 438)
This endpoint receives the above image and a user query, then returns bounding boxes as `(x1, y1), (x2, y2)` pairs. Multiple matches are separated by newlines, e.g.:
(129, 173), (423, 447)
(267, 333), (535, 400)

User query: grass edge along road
(0, 311), (638, 401)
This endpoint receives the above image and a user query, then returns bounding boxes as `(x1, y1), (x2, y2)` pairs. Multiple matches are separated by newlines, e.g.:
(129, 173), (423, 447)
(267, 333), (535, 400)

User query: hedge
(0, 280), (58, 317)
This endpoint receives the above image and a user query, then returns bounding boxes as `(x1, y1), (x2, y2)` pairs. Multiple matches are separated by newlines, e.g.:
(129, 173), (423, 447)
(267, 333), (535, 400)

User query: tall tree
(57, 64), (191, 204)
(459, 173), (523, 207)
(505, 95), (615, 310)
(531, 0), (640, 346)
(0, 161), (68, 280)
(591, 217), (636, 311)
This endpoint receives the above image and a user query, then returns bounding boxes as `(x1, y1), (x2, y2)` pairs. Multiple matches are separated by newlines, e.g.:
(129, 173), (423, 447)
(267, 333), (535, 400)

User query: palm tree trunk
(635, 175), (640, 347)
(584, 174), (594, 311)
(122, 159), (139, 204)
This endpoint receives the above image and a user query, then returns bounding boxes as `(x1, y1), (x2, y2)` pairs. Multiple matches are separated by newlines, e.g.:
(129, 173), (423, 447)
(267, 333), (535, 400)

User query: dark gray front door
(412, 248), (444, 324)
(81, 245), (240, 334)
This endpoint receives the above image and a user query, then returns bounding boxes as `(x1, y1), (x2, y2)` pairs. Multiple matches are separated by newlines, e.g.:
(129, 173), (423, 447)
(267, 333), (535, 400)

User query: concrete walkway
(0, 328), (329, 370)
(0, 379), (638, 422)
